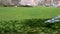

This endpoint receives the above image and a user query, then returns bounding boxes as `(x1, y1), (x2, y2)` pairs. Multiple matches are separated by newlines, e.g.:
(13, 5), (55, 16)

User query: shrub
(0, 19), (60, 34)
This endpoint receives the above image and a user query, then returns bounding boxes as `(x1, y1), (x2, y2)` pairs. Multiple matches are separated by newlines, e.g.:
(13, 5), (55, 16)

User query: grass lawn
(0, 6), (60, 34)
(0, 6), (60, 20)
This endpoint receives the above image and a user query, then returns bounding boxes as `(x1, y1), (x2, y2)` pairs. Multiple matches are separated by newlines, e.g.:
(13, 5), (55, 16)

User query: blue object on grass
(45, 19), (60, 23)
(45, 15), (60, 23)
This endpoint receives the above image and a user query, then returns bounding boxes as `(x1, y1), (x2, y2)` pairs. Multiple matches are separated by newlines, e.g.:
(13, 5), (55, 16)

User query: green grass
(0, 6), (60, 34)
(0, 6), (60, 20)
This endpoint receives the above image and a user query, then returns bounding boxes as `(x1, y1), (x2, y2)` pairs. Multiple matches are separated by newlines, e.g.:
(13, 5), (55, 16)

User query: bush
(0, 19), (60, 34)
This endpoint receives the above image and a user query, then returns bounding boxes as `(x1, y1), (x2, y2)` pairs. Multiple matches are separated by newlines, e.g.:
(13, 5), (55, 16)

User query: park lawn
(0, 6), (60, 34)
(0, 6), (60, 20)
